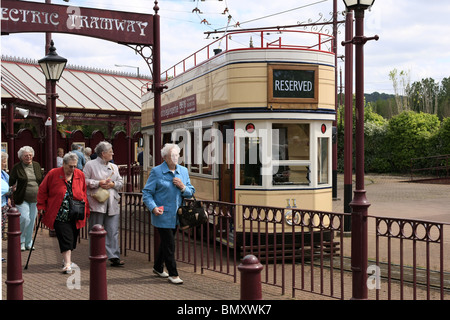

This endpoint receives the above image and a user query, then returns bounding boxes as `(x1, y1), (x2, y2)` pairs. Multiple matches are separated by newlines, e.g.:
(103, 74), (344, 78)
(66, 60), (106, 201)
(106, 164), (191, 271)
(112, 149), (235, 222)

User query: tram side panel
(140, 53), (335, 240)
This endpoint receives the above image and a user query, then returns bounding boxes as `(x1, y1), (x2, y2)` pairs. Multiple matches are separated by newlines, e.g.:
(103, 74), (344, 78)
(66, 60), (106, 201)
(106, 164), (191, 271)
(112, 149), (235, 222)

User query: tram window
(272, 165), (310, 185)
(148, 135), (154, 167)
(240, 137), (262, 186)
(190, 131), (199, 173)
(163, 132), (172, 145)
(272, 124), (309, 161)
(318, 137), (329, 184)
(202, 129), (212, 175)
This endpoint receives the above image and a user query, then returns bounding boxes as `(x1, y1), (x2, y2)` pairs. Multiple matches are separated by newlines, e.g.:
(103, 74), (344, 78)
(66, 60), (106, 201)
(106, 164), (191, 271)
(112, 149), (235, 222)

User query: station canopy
(1, 55), (149, 122)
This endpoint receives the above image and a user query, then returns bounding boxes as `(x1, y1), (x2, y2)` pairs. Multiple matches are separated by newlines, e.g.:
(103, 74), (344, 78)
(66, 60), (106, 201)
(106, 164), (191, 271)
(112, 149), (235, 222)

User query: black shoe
(109, 258), (125, 267)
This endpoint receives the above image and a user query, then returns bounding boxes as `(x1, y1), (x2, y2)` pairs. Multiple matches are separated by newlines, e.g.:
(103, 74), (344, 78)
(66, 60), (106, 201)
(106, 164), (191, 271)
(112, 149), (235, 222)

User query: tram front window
(240, 137), (262, 186)
(273, 123), (309, 161)
(272, 123), (310, 186)
(273, 165), (310, 185)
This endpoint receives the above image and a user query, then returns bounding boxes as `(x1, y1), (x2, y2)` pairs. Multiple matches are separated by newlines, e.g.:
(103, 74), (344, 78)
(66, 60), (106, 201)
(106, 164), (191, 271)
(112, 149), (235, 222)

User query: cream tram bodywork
(141, 30), (335, 233)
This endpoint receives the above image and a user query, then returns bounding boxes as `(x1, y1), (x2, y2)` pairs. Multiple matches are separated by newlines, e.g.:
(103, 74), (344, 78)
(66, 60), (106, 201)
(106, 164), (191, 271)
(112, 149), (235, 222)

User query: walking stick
(24, 214), (42, 270)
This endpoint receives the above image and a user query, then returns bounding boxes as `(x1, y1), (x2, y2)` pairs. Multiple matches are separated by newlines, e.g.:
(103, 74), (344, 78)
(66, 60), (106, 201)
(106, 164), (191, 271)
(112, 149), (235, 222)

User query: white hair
(17, 146), (35, 160)
(161, 143), (180, 158)
(63, 152), (78, 164)
(94, 141), (112, 157)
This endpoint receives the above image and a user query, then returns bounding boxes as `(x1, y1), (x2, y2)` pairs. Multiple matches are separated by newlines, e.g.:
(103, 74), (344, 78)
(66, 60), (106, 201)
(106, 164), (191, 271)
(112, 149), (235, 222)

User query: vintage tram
(140, 29), (336, 248)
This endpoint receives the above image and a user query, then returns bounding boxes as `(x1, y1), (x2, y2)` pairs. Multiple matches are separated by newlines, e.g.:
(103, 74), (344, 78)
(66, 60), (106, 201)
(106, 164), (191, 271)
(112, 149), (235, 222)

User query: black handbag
(69, 198), (86, 221)
(177, 195), (207, 230)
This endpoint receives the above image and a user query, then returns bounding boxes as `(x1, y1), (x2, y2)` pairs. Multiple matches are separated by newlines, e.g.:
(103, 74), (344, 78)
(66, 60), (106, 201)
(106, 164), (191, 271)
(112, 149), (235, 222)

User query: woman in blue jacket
(142, 143), (195, 284)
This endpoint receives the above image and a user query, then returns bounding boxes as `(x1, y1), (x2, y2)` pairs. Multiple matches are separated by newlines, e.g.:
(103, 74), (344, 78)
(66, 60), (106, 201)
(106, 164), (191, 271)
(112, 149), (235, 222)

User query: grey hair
(18, 146), (35, 160)
(1, 151), (8, 160)
(63, 152), (78, 164)
(95, 141), (112, 157)
(161, 143), (180, 158)
(84, 147), (92, 155)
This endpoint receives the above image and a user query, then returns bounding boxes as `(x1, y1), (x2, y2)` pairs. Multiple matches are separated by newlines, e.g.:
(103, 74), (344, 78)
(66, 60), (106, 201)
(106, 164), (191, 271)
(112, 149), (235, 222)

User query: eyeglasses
(65, 164), (77, 169)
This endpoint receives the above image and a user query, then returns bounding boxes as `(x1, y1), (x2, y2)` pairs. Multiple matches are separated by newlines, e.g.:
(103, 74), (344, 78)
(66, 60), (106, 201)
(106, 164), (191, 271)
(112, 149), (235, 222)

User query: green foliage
(437, 117), (450, 155)
(337, 99), (447, 174)
(383, 111), (440, 173)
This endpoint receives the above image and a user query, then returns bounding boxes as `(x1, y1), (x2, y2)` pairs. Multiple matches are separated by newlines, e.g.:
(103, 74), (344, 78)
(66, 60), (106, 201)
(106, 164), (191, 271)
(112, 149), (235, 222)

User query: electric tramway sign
(1, 0), (153, 45)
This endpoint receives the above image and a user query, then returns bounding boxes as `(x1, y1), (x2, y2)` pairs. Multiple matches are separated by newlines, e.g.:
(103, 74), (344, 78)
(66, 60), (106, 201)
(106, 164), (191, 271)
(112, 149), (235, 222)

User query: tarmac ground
(1, 174), (449, 306)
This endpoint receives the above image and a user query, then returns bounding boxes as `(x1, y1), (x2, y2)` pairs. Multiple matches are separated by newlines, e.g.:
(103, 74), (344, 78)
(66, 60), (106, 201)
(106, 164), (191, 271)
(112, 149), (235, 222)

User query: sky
(2, 0), (450, 95)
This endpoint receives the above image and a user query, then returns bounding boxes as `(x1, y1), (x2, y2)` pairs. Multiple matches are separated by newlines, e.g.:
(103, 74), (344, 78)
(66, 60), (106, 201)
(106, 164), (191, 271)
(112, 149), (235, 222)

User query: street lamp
(38, 40), (67, 81)
(342, 0), (377, 300)
(39, 40), (67, 170)
(343, 0), (374, 11)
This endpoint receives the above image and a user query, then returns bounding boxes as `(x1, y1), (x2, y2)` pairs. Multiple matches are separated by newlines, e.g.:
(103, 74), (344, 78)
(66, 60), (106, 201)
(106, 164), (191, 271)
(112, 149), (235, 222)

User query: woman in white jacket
(83, 141), (124, 267)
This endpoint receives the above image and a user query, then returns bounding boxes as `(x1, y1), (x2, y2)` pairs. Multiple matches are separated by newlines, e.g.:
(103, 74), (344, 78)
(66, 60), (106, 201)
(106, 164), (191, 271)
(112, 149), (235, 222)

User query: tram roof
(141, 29), (335, 94)
(1, 55), (149, 116)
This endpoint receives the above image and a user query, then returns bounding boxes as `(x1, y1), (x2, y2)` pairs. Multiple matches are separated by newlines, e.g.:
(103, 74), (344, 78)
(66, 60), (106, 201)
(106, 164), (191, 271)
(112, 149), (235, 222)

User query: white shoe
(21, 244), (26, 251)
(168, 276), (183, 284)
(153, 268), (169, 278)
(62, 265), (73, 274)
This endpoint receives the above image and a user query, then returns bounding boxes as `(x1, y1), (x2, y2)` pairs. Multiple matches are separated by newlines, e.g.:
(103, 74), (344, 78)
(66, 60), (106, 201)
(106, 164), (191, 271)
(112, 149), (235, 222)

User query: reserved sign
(268, 64), (318, 104)
(273, 69), (315, 99)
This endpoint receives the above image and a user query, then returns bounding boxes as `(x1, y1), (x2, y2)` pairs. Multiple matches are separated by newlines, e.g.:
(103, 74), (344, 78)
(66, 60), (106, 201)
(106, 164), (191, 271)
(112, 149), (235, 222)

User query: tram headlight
(285, 210), (300, 226)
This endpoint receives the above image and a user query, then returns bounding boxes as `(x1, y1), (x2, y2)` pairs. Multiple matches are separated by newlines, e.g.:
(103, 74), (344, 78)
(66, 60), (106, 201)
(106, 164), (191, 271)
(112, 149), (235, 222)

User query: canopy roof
(1, 55), (149, 118)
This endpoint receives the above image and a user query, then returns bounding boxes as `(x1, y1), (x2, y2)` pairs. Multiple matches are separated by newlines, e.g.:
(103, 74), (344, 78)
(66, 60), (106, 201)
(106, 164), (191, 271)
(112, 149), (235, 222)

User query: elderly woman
(2, 151), (14, 242)
(37, 152), (89, 273)
(143, 143), (195, 284)
(83, 141), (124, 267)
(9, 146), (43, 251)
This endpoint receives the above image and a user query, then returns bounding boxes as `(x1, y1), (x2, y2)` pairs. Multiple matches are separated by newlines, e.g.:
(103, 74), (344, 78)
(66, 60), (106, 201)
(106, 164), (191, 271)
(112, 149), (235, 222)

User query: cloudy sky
(2, 0), (450, 94)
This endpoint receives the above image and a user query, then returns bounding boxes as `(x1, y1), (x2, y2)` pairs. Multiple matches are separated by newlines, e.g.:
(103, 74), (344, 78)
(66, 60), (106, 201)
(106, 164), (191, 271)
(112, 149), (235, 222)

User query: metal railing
(141, 29), (335, 94)
(118, 193), (449, 300)
(410, 154), (450, 182)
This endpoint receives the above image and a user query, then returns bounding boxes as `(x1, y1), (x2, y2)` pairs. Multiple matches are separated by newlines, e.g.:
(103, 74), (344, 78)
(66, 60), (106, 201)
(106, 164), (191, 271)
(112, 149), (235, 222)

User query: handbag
(69, 198), (85, 221)
(177, 195), (208, 230)
(91, 164), (114, 203)
(91, 187), (110, 203)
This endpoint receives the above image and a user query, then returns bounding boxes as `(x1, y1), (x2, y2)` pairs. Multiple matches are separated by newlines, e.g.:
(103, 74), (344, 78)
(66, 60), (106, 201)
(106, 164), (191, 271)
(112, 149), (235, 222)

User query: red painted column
(343, 10), (354, 231)
(89, 224), (107, 300)
(238, 255), (263, 300)
(6, 207), (24, 300)
(349, 9), (377, 300)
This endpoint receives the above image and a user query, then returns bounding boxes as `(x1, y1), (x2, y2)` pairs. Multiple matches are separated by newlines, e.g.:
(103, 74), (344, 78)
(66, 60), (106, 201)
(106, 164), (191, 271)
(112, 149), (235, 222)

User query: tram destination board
(268, 64), (318, 104)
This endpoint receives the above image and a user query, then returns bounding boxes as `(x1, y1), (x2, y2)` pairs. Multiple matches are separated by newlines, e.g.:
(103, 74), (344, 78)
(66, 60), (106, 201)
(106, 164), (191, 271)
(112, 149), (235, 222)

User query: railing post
(5, 207), (24, 300)
(238, 255), (263, 300)
(89, 224), (107, 300)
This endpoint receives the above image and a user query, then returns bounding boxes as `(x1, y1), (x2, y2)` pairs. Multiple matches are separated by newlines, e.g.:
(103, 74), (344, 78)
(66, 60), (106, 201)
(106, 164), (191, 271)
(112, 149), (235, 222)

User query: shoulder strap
(107, 163), (114, 179)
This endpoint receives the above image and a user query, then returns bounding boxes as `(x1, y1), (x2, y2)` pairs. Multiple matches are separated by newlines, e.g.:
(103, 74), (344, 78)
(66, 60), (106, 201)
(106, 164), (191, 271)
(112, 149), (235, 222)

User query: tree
(409, 78), (439, 115)
(438, 77), (450, 118)
(389, 68), (410, 113)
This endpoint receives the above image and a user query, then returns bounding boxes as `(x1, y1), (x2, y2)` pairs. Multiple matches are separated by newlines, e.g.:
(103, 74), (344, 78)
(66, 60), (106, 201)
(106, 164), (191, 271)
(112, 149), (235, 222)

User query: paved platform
(1, 174), (449, 304)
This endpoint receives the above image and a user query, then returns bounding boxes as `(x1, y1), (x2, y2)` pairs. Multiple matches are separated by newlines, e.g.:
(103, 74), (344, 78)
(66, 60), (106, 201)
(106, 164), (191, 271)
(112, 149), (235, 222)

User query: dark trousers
(154, 227), (178, 277)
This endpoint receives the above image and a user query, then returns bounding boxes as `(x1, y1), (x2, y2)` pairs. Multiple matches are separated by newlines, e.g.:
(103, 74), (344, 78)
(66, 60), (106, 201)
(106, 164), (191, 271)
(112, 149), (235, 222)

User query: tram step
(240, 241), (340, 262)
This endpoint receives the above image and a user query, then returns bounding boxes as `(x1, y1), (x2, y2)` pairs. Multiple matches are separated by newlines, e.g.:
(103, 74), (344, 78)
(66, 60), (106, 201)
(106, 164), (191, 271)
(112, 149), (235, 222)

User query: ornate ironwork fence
(118, 192), (449, 300)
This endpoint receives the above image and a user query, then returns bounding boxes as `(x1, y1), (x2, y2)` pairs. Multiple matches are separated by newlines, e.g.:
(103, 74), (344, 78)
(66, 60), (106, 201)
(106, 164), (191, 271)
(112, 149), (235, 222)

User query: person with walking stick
(37, 152), (89, 273)
(9, 146), (43, 252)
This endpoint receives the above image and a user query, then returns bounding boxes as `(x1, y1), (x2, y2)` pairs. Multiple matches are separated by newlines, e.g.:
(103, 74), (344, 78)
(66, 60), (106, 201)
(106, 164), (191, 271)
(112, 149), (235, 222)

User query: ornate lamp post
(38, 40), (67, 170)
(341, 0), (378, 300)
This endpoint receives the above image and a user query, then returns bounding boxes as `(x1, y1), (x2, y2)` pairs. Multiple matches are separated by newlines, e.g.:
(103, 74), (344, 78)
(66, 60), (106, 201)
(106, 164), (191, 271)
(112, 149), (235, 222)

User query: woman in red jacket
(37, 152), (90, 274)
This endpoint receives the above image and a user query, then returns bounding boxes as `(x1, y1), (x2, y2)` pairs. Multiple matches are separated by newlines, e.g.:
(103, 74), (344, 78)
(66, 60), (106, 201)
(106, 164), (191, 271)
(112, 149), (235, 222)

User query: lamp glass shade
(38, 41), (67, 81)
(343, 0), (374, 10)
